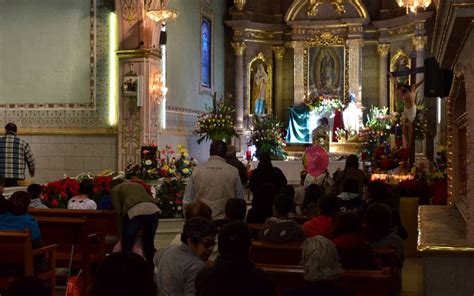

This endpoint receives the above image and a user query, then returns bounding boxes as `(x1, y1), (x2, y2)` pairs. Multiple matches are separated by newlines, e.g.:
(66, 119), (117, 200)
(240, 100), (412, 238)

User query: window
(200, 7), (214, 95)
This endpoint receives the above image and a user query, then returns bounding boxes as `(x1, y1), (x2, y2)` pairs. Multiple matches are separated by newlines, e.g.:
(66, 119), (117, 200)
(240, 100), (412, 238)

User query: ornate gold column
(293, 42), (305, 104)
(233, 0), (246, 11)
(273, 46), (286, 120)
(232, 42), (246, 130)
(413, 36), (427, 99)
(347, 38), (364, 103)
(377, 43), (390, 107)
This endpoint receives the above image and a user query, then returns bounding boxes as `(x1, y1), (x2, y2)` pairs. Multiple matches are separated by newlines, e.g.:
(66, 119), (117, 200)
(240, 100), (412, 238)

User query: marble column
(347, 39), (364, 103)
(231, 42), (246, 131)
(377, 43), (390, 107)
(293, 42), (305, 104)
(272, 46), (286, 120)
(413, 36), (427, 100)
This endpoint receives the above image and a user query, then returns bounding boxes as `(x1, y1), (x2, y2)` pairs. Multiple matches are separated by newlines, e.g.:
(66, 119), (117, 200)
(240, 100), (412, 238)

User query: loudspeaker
(424, 57), (440, 97)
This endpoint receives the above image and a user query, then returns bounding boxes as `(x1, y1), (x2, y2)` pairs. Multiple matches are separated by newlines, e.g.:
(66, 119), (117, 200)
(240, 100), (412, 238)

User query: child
(27, 184), (48, 209)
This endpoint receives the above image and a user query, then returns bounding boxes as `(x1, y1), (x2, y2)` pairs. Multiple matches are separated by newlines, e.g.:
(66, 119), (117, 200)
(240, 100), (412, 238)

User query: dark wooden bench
(257, 263), (392, 296)
(0, 229), (57, 296)
(250, 241), (303, 265)
(36, 216), (106, 293)
(30, 208), (118, 252)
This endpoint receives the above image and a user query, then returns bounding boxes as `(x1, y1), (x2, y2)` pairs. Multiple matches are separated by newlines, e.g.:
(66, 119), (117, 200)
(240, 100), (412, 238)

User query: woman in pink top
(303, 195), (340, 238)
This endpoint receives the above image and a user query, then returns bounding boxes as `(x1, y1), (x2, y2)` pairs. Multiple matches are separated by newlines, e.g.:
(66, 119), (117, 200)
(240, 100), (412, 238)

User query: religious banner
(308, 47), (345, 100)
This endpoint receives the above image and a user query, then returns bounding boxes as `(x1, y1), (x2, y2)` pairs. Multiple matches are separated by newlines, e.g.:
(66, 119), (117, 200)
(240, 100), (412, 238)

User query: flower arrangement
(42, 177), (80, 208)
(335, 128), (347, 142)
(413, 104), (428, 141)
(157, 178), (186, 218)
(304, 96), (345, 114)
(365, 106), (396, 133)
(250, 116), (287, 160)
(373, 144), (409, 171)
(196, 93), (238, 144)
(431, 143), (447, 181)
(158, 144), (198, 179)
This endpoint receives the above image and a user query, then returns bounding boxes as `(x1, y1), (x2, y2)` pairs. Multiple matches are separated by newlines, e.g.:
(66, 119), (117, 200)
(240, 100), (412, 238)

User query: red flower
(52, 199), (59, 207)
(175, 199), (182, 204)
(175, 192), (182, 198)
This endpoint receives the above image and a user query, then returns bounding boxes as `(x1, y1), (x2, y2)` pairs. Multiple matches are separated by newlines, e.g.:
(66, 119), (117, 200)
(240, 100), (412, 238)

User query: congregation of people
(0, 135), (406, 295)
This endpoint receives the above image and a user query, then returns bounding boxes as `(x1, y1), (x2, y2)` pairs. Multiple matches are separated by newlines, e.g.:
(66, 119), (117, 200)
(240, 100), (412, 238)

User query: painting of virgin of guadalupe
(308, 47), (344, 99)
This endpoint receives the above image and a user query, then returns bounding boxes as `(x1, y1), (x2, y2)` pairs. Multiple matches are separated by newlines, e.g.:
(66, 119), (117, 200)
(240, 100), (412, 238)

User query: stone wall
(21, 135), (118, 183)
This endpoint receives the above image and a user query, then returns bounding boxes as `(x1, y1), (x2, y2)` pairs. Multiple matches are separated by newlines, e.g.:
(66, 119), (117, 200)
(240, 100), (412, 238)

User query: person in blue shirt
(0, 191), (42, 248)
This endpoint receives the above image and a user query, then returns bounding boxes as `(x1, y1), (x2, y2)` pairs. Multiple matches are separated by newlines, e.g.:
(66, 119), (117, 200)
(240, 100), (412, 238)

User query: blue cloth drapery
(286, 105), (311, 144)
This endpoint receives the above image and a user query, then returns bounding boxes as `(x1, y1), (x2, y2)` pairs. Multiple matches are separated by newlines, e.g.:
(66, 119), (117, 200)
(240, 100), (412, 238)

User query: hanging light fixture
(397, 0), (431, 14)
(146, 8), (178, 23)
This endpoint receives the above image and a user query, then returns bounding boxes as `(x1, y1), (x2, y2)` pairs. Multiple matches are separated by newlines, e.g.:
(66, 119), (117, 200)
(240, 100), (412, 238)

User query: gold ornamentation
(286, 0), (367, 21)
(272, 47), (286, 60)
(388, 23), (416, 36)
(234, 29), (243, 37)
(412, 36), (427, 51)
(234, 0), (246, 11)
(307, 32), (345, 46)
(292, 26), (347, 36)
(116, 49), (162, 60)
(16, 128), (118, 135)
(247, 52), (272, 115)
(308, 0), (346, 16)
(246, 31), (275, 40)
(122, 0), (138, 25)
(377, 43), (391, 57)
(231, 42), (247, 56)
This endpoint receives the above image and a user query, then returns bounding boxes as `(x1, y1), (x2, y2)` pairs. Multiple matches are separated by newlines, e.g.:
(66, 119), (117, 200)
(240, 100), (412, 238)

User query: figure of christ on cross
(389, 73), (424, 164)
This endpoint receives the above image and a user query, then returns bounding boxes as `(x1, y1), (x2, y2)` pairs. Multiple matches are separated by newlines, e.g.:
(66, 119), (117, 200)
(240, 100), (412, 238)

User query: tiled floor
(402, 257), (423, 296)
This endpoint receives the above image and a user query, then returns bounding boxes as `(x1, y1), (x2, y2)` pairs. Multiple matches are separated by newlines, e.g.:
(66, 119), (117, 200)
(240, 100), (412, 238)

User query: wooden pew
(36, 216), (106, 293)
(257, 264), (392, 296)
(0, 230), (57, 296)
(30, 208), (118, 252)
(293, 215), (312, 225)
(374, 246), (401, 296)
(250, 241), (303, 265)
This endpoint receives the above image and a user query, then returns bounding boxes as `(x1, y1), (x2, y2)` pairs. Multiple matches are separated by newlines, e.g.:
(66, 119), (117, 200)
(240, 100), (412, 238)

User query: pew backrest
(250, 241), (303, 265)
(0, 229), (34, 275)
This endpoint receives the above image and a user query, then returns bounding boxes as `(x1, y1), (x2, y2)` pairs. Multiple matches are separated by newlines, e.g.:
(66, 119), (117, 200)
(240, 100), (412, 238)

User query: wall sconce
(146, 8), (178, 23)
(151, 73), (167, 104)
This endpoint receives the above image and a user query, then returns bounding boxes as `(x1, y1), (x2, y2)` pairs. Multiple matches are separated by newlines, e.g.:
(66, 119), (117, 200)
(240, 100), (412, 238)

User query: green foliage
(250, 116), (287, 160)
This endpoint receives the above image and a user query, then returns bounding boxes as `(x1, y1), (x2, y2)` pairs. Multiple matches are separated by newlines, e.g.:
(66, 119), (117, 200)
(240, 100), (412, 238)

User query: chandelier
(151, 74), (168, 104)
(146, 8), (178, 23)
(397, 0), (431, 14)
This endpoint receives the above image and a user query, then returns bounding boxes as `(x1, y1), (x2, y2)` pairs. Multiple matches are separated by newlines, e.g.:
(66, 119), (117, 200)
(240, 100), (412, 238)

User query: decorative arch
(285, 0), (369, 22)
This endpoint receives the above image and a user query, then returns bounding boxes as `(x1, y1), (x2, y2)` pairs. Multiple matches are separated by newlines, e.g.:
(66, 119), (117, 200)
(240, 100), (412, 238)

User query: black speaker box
(424, 58), (453, 97)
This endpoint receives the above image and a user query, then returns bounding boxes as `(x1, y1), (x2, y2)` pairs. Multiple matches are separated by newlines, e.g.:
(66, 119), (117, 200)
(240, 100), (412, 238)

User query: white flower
(177, 206), (182, 210)
(145, 160), (152, 166)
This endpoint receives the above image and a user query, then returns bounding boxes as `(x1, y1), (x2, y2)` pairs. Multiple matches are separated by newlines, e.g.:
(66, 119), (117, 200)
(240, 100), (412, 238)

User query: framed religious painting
(304, 32), (349, 104)
(199, 6), (214, 95)
(247, 52), (272, 115)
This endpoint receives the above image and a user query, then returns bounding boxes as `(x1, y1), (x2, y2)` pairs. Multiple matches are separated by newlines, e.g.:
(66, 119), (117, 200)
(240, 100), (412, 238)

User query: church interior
(1, 0), (474, 295)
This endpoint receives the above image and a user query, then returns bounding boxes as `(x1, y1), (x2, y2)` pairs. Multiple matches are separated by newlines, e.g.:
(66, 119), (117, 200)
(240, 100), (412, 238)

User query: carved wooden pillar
(273, 46), (286, 120)
(377, 43), (390, 107)
(232, 42), (246, 131)
(347, 38), (364, 103)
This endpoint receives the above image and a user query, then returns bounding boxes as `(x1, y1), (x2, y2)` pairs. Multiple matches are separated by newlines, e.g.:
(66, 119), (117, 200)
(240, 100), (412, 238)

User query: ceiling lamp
(146, 8), (178, 23)
(397, 0), (431, 14)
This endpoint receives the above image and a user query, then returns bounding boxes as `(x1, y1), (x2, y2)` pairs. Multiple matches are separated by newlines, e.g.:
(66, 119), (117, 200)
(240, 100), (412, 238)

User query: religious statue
(312, 117), (330, 151)
(389, 73), (424, 156)
(343, 93), (364, 134)
(252, 63), (269, 115)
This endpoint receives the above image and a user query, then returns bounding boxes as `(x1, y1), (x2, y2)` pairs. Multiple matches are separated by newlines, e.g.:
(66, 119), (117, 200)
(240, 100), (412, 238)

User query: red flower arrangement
(41, 177), (80, 208)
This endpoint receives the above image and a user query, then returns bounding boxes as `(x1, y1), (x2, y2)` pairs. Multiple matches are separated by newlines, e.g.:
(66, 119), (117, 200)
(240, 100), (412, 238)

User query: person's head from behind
(281, 185), (295, 199)
(226, 145), (237, 158)
(210, 140), (227, 158)
(7, 276), (51, 296)
(91, 252), (156, 296)
(27, 184), (43, 200)
(9, 191), (31, 215)
(302, 236), (343, 282)
(300, 170), (307, 186)
(180, 217), (218, 261)
(218, 221), (252, 259)
(273, 193), (294, 219)
(0, 175), (4, 195)
(184, 201), (212, 220)
(366, 181), (391, 203)
(342, 178), (359, 194)
(79, 179), (94, 197)
(333, 211), (362, 237)
(365, 203), (392, 241)
(5, 122), (17, 135)
(258, 152), (272, 169)
(345, 154), (359, 170)
(318, 195), (340, 216)
(318, 117), (329, 127)
(303, 184), (324, 212)
(225, 198), (247, 221)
